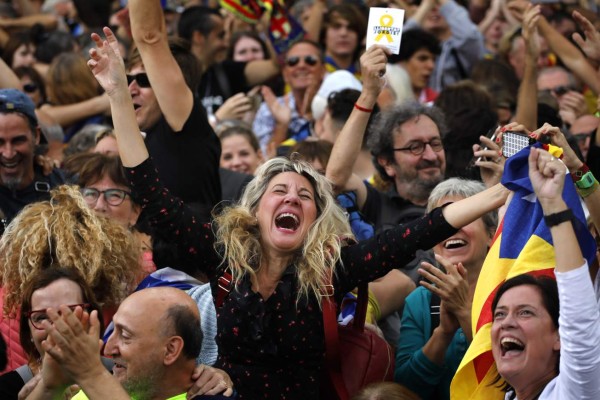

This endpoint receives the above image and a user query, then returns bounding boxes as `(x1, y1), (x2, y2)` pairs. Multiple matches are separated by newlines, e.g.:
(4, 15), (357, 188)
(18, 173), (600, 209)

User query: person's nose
(421, 142), (438, 161)
(499, 312), (517, 329)
(425, 59), (435, 71)
(231, 155), (242, 167)
(284, 191), (300, 205)
(93, 193), (108, 212)
(0, 143), (16, 159)
(104, 332), (118, 357)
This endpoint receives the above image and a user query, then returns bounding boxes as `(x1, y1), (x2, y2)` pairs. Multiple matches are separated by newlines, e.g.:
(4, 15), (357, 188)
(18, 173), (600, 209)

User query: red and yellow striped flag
(451, 143), (596, 399)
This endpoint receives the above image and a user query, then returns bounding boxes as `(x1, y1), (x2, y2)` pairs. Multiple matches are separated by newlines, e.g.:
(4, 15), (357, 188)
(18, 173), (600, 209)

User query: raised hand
(572, 11), (600, 64)
(521, 3), (541, 59)
(41, 305), (105, 385)
(88, 27), (128, 97)
(528, 147), (567, 208)
(530, 123), (583, 171)
(473, 126), (504, 187)
(262, 85), (292, 125)
(360, 45), (390, 100)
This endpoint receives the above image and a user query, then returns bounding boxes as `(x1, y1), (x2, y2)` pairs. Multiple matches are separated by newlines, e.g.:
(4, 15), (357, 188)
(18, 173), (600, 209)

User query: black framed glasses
(126, 72), (151, 88)
(81, 187), (132, 206)
(23, 83), (38, 93)
(27, 304), (90, 330)
(285, 55), (319, 67)
(393, 138), (444, 155)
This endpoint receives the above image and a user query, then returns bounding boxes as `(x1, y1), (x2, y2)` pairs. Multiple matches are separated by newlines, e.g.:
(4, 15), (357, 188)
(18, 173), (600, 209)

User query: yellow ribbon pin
(375, 14), (394, 43)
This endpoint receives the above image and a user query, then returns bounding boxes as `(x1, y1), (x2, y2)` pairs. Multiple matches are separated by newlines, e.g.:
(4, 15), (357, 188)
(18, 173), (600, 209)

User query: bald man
(27, 287), (233, 400)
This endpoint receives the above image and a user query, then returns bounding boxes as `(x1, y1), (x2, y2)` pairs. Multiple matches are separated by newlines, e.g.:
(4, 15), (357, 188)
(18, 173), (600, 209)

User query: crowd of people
(0, 0), (598, 399)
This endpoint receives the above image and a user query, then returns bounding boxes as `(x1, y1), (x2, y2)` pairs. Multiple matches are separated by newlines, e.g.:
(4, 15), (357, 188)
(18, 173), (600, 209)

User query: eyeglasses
(23, 83), (38, 93)
(81, 187), (132, 206)
(541, 85), (576, 96)
(573, 130), (594, 143)
(393, 138), (444, 155)
(285, 55), (319, 67)
(126, 73), (151, 88)
(27, 304), (90, 330)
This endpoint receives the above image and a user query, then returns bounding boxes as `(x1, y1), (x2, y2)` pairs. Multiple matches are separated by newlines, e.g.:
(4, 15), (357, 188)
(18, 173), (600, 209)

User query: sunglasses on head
(285, 55), (319, 67)
(126, 73), (151, 88)
(23, 83), (38, 93)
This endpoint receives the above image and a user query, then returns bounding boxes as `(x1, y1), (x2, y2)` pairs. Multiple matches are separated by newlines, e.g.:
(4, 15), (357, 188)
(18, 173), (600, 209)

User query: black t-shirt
(0, 370), (25, 400)
(361, 183), (426, 234)
(198, 61), (248, 115)
(144, 95), (221, 220)
(0, 167), (68, 230)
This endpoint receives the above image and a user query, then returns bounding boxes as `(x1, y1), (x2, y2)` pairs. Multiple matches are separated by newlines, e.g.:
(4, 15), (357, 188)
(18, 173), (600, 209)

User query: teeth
(444, 239), (466, 249)
(277, 213), (299, 223)
(501, 337), (524, 349)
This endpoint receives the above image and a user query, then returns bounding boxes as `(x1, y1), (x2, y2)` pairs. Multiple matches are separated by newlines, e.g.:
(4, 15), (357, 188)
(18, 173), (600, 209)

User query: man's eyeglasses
(540, 85), (576, 97)
(126, 73), (151, 88)
(285, 55), (319, 67)
(23, 83), (38, 93)
(27, 304), (90, 330)
(393, 138), (444, 156)
(81, 188), (132, 206)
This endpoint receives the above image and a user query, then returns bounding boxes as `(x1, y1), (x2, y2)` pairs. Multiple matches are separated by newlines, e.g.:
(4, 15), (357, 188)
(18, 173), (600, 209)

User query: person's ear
(377, 156), (396, 178)
(164, 336), (184, 366)
(553, 332), (560, 352)
(34, 127), (41, 145)
(192, 31), (206, 47)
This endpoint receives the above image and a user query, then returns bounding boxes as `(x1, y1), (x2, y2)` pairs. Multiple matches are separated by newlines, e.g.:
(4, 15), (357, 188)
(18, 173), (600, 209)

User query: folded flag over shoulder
(219, 0), (304, 55)
(450, 143), (597, 399)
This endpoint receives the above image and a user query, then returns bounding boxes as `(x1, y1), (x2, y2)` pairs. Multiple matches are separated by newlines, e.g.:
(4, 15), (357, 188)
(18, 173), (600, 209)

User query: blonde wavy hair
(0, 185), (140, 314)
(213, 156), (353, 306)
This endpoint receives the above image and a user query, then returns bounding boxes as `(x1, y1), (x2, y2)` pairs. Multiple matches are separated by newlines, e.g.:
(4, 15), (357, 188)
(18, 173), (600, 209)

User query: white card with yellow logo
(366, 7), (405, 54)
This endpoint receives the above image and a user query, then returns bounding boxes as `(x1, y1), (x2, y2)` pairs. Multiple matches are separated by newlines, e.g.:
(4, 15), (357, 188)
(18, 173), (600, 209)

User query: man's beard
(398, 159), (444, 204)
(122, 365), (162, 400)
(1, 175), (21, 192)
(406, 176), (443, 204)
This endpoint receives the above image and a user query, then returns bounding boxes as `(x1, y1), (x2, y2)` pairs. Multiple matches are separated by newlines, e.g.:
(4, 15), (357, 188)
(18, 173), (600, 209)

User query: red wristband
(571, 163), (590, 182)
(354, 103), (373, 113)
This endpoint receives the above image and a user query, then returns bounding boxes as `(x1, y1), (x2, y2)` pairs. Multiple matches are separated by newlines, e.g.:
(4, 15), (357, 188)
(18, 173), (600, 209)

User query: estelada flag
(219, 0), (304, 55)
(450, 143), (597, 399)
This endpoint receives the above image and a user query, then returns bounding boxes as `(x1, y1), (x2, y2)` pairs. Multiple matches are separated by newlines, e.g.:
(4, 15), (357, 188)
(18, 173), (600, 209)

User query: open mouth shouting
(443, 238), (467, 250)
(275, 212), (300, 232)
(500, 337), (525, 358)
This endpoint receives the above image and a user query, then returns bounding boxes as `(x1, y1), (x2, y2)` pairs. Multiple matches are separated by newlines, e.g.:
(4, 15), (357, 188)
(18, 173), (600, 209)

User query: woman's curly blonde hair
(213, 156), (353, 306)
(0, 185), (140, 314)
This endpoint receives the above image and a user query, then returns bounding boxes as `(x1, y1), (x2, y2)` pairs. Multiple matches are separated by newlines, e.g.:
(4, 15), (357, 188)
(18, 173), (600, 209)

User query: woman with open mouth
(490, 148), (600, 400)
(88, 28), (509, 399)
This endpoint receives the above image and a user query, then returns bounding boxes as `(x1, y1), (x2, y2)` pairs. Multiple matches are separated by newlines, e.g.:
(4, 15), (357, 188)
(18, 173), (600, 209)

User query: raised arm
(129, 0), (193, 131)
(514, 3), (540, 131)
(530, 123), (600, 238)
(88, 27), (148, 167)
(39, 94), (110, 127)
(442, 183), (508, 229)
(325, 45), (388, 208)
(536, 14), (600, 95)
(529, 147), (584, 271)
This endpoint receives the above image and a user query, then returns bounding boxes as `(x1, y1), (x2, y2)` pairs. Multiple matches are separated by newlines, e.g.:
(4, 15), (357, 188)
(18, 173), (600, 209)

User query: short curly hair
(367, 101), (446, 182)
(0, 185), (140, 314)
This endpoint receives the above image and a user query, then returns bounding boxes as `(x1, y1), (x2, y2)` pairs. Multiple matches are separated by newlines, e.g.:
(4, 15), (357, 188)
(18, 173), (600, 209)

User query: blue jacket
(395, 287), (469, 400)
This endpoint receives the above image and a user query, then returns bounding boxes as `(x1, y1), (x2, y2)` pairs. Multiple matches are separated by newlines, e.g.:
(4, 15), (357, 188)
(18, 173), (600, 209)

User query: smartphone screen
(502, 131), (534, 158)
